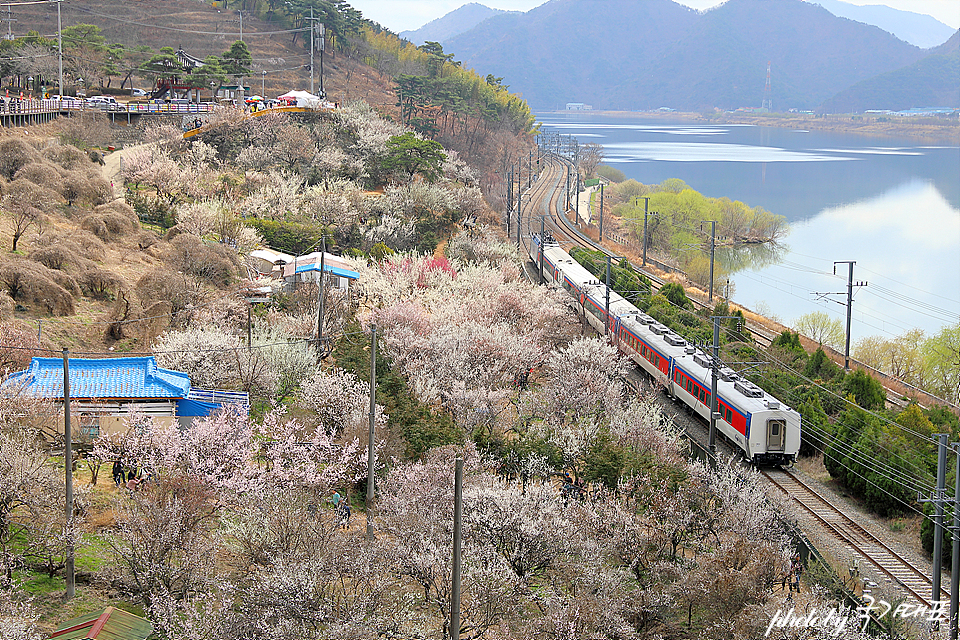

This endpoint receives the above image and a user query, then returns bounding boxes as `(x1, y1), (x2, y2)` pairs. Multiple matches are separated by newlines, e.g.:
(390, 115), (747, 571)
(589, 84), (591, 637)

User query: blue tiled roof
(293, 263), (360, 279)
(6, 357), (191, 400)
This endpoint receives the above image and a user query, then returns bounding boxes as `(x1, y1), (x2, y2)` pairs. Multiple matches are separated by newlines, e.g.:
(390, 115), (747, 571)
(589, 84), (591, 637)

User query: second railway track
(763, 467), (946, 609)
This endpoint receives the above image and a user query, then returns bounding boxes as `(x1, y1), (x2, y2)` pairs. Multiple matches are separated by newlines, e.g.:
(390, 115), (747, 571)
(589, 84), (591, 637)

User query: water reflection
(538, 113), (960, 334)
(734, 179), (960, 335)
(717, 242), (788, 274)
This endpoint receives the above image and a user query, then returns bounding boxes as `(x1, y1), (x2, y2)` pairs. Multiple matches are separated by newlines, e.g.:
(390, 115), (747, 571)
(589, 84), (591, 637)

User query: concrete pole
(366, 324), (377, 541)
(641, 197), (649, 267)
(951, 443), (960, 640)
(317, 237), (326, 350)
(834, 260), (857, 370)
(309, 7), (315, 95)
(57, 1), (63, 97)
(450, 457), (464, 640)
(539, 217), (545, 285)
(935, 433), (948, 605)
(598, 183), (605, 242)
(708, 319), (720, 454)
(708, 220), (716, 303)
(62, 348), (74, 601)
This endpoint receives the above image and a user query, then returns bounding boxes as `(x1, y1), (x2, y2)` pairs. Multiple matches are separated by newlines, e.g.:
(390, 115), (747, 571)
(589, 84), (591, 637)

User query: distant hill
(399, 3), (516, 46)
(445, 0), (926, 112)
(807, 0), (956, 49)
(820, 31), (960, 112)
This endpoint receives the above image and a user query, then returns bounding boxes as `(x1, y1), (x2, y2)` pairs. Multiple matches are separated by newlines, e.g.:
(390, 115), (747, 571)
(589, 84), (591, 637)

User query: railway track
(762, 467), (946, 608)
(517, 154), (776, 349)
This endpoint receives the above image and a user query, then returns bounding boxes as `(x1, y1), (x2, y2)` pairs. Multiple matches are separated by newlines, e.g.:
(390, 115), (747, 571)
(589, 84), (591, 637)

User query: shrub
(34, 230), (107, 262)
(163, 234), (239, 288)
(79, 268), (125, 300)
(5, 178), (57, 214)
(28, 245), (95, 273)
(0, 139), (38, 180)
(54, 111), (114, 149)
(41, 144), (90, 171)
(0, 259), (76, 315)
(84, 176), (113, 206)
(126, 190), (175, 229)
(13, 162), (63, 193)
(136, 268), (196, 315)
(597, 165), (627, 183)
(80, 211), (137, 241)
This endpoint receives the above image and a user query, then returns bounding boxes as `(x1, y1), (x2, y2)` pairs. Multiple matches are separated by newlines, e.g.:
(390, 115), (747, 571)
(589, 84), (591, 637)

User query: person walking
(112, 460), (125, 486)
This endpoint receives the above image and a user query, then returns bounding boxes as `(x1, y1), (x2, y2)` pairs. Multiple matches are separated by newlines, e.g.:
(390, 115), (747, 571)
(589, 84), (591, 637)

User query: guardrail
(0, 98), (217, 115)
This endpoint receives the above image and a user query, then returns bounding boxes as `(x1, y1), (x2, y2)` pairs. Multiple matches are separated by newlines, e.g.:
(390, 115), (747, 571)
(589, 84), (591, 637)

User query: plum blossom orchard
(0, 92), (883, 638)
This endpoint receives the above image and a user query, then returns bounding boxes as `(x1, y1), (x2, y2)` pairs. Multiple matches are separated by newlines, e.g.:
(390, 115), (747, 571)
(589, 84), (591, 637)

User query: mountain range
(400, 3), (517, 46)
(429, 0), (958, 113)
(805, 0), (956, 49)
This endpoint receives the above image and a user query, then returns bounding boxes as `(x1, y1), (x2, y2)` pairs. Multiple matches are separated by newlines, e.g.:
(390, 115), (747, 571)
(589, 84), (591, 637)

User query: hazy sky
(349, 0), (960, 33)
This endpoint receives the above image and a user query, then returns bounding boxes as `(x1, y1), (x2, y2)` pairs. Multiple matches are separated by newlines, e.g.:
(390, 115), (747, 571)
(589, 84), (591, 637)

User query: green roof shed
(49, 606), (155, 640)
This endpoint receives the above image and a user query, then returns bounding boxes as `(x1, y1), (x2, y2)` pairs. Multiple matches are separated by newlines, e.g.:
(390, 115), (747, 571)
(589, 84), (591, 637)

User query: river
(536, 112), (960, 340)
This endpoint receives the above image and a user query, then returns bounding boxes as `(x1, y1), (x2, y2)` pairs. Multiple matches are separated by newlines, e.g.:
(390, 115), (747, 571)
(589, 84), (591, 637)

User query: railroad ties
(763, 468), (946, 608)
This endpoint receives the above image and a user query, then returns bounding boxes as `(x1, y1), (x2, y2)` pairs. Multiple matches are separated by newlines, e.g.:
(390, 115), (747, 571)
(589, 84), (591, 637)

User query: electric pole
(450, 457), (464, 640)
(833, 260), (867, 370)
(638, 197), (650, 267)
(707, 220), (716, 303)
(316, 237), (326, 358)
(366, 324), (377, 542)
(598, 183), (605, 242)
(605, 256), (624, 338)
(62, 348), (74, 601)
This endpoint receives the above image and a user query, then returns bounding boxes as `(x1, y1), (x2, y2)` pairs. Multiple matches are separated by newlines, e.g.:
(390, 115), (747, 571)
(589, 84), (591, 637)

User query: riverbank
(555, 109), (960, 144)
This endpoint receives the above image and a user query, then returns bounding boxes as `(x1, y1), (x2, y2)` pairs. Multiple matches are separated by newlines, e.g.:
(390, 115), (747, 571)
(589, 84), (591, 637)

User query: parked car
(85, 96), (118, 110)
(131, 88), (148, 97)
(169, 98), (191, 106)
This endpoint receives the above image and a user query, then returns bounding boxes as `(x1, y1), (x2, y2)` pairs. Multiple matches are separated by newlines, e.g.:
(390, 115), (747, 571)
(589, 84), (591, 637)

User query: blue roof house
(6, 357), (249, 441)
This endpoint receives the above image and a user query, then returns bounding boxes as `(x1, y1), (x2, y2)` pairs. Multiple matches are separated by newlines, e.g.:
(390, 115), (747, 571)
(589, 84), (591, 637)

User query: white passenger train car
(531, 233), (800, 465)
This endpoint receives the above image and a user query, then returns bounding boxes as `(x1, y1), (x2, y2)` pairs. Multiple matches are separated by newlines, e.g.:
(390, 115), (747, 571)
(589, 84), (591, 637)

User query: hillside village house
(5, 356), (248, 443)
(249, 248), (359, 292)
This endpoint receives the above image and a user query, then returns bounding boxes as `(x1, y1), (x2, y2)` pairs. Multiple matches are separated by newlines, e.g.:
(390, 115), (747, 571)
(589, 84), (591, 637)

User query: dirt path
(101, 142), (153, 199)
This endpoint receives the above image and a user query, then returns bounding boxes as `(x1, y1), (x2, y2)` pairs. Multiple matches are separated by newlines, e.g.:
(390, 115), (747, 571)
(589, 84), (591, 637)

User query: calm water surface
(536, 112), (960, 338)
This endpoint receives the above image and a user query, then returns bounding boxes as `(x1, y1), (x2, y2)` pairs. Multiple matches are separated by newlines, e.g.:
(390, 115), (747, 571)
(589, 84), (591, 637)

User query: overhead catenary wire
(72, 7), (311, 37)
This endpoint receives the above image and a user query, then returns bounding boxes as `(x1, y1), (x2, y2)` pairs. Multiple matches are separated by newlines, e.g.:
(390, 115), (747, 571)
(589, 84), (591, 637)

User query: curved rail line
(517, 154), (776, 349)
(762, 467), (946, 608)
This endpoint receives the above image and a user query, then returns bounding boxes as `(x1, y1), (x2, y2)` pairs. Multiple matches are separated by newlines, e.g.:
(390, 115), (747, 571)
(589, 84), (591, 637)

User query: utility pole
(574, 172), (580, 224)
(707, 220), (716, 303)
(922, 435), (950, 610)
(833, 261), (867, 370)
(62, 348), (74, 601)
(317, 237), (326, 356)
(56, 1), (62, 97)
(639, 197), (650, 267)
(366, 324), (377, 542)
(709, 318), (720, 454)
(317, 22), (325, 96)
(538, 216), (546, 285)
(528, 150), (532, 189)
(450, 457), (464, 640)
(951, 442), (960, 640)
(506, 169), (513, 236)
(598, 183), (605, 242)
(516, 183), (521, 247)
(605, 256), (624, 338)
(309, 7), (315, 94)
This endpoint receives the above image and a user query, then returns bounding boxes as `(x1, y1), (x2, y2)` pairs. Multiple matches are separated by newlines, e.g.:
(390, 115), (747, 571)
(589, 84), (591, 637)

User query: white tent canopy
(277, 90), (323, 108)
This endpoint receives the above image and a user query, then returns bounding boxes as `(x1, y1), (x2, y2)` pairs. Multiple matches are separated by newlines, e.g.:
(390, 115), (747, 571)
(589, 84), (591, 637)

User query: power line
(73, 6), (310, 37)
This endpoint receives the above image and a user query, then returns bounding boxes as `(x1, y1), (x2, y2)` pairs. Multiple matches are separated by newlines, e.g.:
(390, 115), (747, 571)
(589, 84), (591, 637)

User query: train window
(725, 407), (732, 422)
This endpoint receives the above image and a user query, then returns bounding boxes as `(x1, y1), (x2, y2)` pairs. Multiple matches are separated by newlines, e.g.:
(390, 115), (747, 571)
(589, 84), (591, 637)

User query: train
(530, 233), (800, 466)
